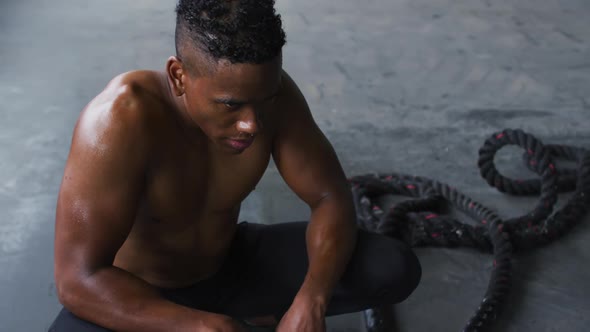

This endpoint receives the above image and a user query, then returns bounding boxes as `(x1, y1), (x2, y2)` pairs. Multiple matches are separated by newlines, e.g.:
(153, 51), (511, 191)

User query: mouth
(226, 137), (255, 151)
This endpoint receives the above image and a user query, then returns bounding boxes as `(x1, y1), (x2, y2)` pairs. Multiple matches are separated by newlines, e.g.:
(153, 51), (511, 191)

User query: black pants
(49, 221), (421, 331)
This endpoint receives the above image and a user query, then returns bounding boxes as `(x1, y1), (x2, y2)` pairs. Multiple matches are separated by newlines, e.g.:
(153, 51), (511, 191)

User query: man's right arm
(54, 84), (242, 332)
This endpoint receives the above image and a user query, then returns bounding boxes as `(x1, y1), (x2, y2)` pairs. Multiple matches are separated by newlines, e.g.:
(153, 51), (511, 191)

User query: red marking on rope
(425, 214), (437, 220)
(431, 233), (440, 238)
(528, 149), (534, 155)
(469, 202), (475, 208)
(406, 185), (416, 189)
(496, 133), (505, 139)
(482, 219), (487, 224)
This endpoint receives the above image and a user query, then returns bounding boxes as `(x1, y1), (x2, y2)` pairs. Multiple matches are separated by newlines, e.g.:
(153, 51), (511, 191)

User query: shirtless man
(49, 1), (421, 331)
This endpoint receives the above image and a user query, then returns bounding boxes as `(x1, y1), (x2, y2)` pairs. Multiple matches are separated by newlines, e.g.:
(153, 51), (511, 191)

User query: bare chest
(143, 136), (272, 223)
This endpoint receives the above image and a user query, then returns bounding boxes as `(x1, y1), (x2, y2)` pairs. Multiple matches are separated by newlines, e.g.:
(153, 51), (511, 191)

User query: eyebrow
(214, 87), (281, 105)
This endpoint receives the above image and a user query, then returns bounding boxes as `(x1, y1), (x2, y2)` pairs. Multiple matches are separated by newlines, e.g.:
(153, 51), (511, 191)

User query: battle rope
(350, 129), (590, 332)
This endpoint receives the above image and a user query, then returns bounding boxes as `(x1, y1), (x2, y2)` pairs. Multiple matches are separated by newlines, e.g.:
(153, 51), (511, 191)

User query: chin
(225, 147), (245, 154)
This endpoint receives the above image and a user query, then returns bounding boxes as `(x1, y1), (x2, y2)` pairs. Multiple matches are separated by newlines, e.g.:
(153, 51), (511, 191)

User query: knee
(367, 242), (422, 303)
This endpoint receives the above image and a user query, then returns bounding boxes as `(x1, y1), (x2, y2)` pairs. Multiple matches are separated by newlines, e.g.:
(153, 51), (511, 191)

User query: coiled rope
(350, 129), (590, 332)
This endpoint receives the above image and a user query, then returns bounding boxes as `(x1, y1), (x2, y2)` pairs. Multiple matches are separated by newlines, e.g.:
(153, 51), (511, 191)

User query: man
(49, 1), (421, 331)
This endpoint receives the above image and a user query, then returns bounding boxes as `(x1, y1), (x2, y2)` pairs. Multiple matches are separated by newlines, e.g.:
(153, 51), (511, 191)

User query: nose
(236, 107), (263, 136)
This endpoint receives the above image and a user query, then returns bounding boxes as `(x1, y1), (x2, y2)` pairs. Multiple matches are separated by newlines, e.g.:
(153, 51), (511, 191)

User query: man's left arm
(272, 71), (358, 316)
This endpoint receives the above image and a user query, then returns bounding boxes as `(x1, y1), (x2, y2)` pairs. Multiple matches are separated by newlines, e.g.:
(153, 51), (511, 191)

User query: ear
(166, 56), (186, 96)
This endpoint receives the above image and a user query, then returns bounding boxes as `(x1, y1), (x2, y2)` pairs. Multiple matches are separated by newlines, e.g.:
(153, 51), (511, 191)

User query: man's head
(167, 0), (286, 153)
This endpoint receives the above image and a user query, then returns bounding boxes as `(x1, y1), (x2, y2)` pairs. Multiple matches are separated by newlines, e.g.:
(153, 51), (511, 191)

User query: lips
(226, 137), (254, 150)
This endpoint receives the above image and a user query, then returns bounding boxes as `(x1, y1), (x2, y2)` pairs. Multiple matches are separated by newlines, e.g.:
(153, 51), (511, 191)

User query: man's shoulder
(277, 69), (309, 115)
(88, 70), (163, 116)
(74, 71), (163, 152)
(273, 69), (313, 126)
(279, 69), (298, 99)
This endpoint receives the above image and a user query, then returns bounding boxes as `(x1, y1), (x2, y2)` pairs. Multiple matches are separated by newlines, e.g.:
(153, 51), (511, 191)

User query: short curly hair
(175, 0), (286, 67)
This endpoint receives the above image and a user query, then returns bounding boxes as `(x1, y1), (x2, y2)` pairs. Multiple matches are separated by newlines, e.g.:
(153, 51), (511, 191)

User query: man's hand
(276, 295), (327, 332)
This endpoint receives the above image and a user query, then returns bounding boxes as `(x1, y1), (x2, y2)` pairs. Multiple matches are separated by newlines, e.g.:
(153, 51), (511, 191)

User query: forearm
(301, 192), (358, 307)
(58, 266), (212, 332)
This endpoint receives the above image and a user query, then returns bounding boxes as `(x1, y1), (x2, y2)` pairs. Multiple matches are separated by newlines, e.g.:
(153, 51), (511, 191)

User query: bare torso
(101, 71), (275, 288)
(53, 58), (356, 332)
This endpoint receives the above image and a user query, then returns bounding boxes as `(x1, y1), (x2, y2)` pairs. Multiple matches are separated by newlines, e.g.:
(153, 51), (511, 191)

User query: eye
(224, 102), (241, 110)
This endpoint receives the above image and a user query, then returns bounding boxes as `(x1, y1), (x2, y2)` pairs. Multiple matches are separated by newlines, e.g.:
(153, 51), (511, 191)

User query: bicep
(55, 106), (148, 280)
(272, 73), (350, 207)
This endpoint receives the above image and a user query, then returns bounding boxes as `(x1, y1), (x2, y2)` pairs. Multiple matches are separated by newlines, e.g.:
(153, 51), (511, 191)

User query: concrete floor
(1, 0), (589, 331)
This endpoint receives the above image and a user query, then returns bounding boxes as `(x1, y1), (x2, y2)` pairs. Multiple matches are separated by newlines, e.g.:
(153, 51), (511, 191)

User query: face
(167, 53), (282, 154)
